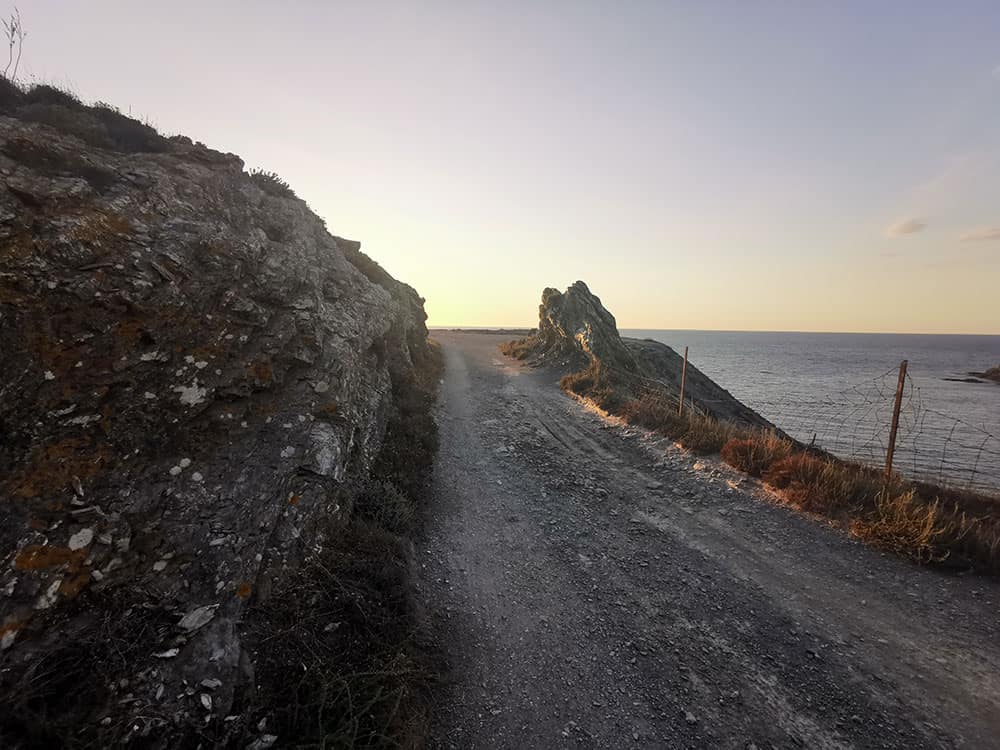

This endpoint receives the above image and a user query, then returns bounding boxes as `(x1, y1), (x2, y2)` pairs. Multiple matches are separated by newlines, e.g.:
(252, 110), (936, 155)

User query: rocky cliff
(506, 281), (773, 429)
(0, 85), (436, 745)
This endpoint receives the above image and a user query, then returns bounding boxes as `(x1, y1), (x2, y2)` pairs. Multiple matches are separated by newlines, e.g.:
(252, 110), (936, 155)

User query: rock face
(534, 282), (640, 372)
(0, 92), (433, 742)
(512, 281), (773, 429)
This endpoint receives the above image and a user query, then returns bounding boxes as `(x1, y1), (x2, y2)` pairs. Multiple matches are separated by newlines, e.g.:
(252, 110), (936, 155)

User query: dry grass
(677, 413), (741, 455)
(499, 337), (536, 360)
(720, 432), (794, 477)
(850, 490), (962, 565)
(554, 358), (1000, 574)
(619, 392), (686, 435)
(560, 363), (632, 414)
(759, 448), (1000, 572)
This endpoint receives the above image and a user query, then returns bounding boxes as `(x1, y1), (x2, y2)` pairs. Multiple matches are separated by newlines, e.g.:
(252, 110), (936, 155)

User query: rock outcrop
(0, 88), (434, 743)
(976, 366), (1000, 383)
(509, 281), (773, 429)
(534, 282), (640, 373)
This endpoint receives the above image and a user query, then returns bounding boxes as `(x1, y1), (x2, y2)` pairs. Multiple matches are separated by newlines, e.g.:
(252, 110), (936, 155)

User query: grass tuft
(720, 432), (793, 477)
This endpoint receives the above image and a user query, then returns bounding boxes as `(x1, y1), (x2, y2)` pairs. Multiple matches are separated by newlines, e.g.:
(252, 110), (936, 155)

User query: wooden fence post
(678, 346), (688, 417)
(884, 359), (908, 480)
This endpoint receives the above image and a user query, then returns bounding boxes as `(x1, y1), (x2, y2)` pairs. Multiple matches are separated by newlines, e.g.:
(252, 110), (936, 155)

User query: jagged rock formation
(509, 281), (773, 429)
(534, 282), (640, 372)
(0, 87), (434, 744)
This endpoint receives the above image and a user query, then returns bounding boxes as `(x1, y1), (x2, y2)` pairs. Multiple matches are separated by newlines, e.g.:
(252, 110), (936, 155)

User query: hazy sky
(18, 1), (1000, 333)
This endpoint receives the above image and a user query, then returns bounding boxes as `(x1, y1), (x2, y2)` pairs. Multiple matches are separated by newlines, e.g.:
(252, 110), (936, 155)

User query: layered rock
(534, 282), (640, 372)
(509, 281), (773, 429)
(0, 91), (432, 742)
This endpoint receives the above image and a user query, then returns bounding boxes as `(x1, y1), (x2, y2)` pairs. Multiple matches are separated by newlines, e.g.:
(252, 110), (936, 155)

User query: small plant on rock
(2, 6), (26, 82)
(248, 168), (297, 199)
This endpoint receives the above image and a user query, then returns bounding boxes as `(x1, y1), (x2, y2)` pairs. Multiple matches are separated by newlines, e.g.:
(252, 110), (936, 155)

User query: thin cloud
(884, 218), (926, 237)
(959, 227), (1000, 242)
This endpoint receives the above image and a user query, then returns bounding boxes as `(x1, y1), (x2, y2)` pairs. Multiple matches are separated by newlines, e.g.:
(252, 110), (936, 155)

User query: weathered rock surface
(510, 281), (772, 429)
(534, 282), (640, 372)
(0, 95), (432, 743)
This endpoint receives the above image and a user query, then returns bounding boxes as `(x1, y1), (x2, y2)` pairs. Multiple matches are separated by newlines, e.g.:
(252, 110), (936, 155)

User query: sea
(622, 331), (1000, 493)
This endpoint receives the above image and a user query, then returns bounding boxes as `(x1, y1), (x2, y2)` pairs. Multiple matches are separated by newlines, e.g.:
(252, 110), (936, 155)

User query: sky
(15, 1), (1000, 333)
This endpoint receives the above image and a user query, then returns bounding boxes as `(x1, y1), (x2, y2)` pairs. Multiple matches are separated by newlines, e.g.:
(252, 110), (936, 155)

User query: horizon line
(428, 325), (1000, 337)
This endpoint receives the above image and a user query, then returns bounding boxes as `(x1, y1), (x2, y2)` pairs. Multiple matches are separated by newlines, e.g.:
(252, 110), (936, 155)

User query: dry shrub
(0, 587), (177, 747)
(355, 478), (416, 534)
(559, 363), (629, 413)
(720, 431), (793, 477)
(620, 393), (686, 436)
(240, 520), (432, 749)
(764, 453), (891, 514)
(560, 367), (597, 395)
(500, 338), (536, 360)
(554, 355), (1000, 574)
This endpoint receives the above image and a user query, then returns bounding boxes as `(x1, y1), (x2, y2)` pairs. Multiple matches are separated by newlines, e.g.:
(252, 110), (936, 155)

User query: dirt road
(418, 331), (1000, 749)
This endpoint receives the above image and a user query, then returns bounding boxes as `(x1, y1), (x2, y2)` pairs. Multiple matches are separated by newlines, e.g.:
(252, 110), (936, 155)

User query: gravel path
(417, 331), (1000, 749)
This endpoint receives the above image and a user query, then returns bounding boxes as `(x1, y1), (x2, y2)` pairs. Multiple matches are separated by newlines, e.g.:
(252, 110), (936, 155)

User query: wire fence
(755, 364), (1000, 494)
(605, 356), (1000, 495)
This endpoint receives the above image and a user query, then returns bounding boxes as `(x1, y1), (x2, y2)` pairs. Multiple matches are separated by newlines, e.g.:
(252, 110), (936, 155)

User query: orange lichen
(59, 571), (92, 598)
(7, 436), (111, 499)
(249, 360), (273, 385)
(113, 319), (145, 345)
(24, 326), (85, 379)
(287, 494), (301, 506)
(69, 209), (132, 248)
(253, 401), (278, 416)
(313, 402), (339, 419)
(14, 545), (86, 571)
(0, 229), (36, 263)
(236, 582), (253, 600)
(0, 618), (27, 642)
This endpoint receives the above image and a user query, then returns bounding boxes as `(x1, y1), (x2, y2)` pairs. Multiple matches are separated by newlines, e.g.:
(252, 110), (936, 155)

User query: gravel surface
(418, 332), (1000, 749)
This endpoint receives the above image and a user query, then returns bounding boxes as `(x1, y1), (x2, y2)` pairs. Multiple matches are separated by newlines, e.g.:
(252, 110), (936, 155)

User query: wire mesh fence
(600, 356), (1000, 494)
(755, 364), (1000, 493)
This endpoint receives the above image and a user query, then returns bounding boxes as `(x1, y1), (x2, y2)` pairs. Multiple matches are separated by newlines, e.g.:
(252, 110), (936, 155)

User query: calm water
(622, 330), (1000, 492)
